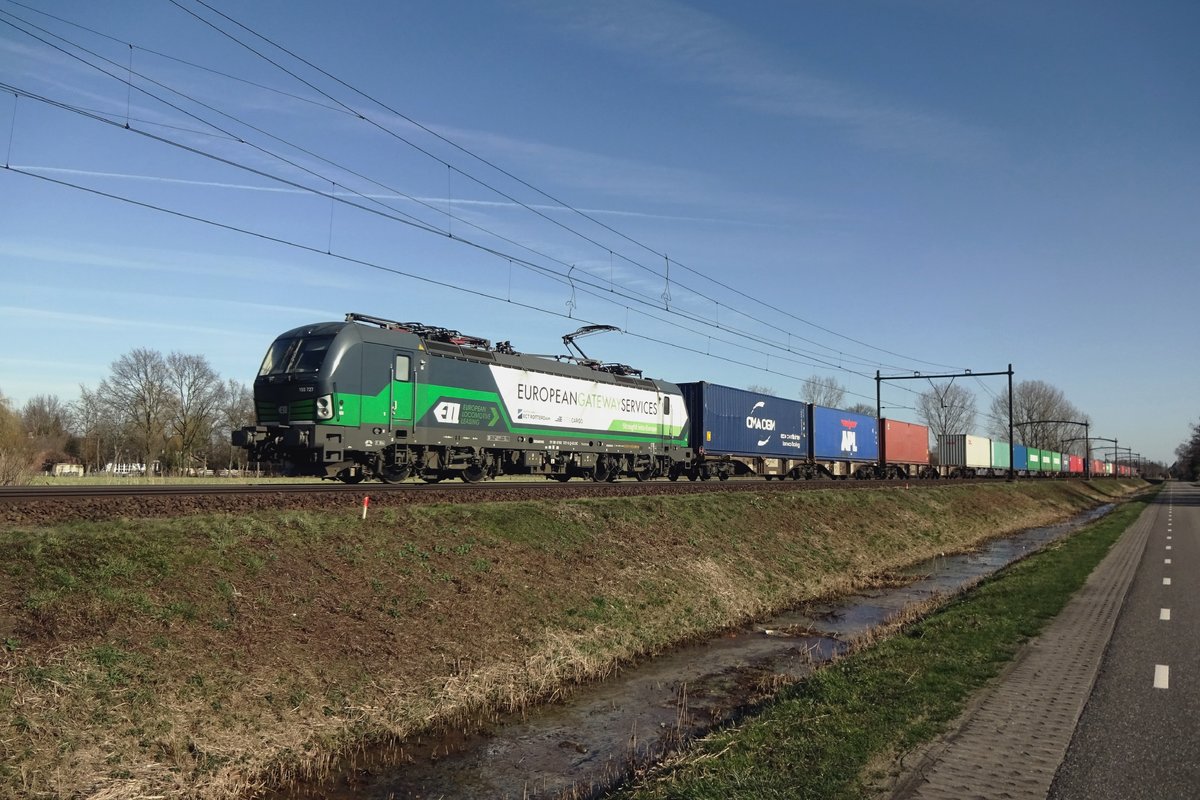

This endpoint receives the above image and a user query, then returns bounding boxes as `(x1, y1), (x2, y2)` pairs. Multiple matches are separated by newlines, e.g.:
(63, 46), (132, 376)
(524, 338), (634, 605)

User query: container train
(233, 314), (1130, 483)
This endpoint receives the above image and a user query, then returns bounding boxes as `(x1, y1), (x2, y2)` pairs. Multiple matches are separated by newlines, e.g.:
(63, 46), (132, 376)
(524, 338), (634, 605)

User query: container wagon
(676, 382), (809, 480)
(938, 434), (992, 478)
(879, 419), (935, 479)
(991, 440), (1013, 475)
(811, 405), (879, 478)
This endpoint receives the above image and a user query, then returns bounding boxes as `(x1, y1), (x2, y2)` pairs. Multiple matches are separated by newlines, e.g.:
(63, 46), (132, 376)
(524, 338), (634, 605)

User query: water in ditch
(275, 504), (1114, 799)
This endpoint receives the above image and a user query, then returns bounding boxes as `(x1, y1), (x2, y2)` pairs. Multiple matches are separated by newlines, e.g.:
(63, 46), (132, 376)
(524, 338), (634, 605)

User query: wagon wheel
(461, 464), (486, 484)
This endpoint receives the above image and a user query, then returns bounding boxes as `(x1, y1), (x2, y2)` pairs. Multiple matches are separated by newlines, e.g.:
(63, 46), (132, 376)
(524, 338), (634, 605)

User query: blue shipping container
(676, 382), (809, 459)
(811, 405), (879, 462)
(1013, 444), (1028, 470)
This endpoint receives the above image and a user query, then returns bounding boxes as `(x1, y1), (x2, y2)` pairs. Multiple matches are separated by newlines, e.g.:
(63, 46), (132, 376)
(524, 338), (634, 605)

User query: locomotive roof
(273, 319), (680, 392)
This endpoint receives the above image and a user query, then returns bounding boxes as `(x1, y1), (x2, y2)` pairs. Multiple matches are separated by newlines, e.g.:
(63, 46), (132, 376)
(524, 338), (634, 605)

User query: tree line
(0, 348), (254, 484)
(1173, 423), (1200, 480)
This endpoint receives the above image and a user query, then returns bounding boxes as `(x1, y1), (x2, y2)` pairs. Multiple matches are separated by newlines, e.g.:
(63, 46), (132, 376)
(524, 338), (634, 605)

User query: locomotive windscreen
(257, 335), (334, 377)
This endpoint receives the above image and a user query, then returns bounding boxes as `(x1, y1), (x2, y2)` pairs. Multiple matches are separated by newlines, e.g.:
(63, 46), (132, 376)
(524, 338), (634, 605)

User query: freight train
(233, 314), (1127, 483)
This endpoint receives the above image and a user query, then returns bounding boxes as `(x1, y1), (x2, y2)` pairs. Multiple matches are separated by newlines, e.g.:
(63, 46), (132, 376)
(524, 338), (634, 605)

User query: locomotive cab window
(663, 396), (670, 415)
(394, 354), (411, 381)
(257, 335), (334, 377)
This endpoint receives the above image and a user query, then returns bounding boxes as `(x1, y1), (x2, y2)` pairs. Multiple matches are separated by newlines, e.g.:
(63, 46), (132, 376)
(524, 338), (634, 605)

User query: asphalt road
(1049, 481), (1200, 799)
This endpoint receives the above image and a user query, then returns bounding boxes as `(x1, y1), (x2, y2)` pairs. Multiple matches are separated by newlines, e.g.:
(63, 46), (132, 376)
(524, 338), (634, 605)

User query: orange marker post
(361, 495), (370, 520)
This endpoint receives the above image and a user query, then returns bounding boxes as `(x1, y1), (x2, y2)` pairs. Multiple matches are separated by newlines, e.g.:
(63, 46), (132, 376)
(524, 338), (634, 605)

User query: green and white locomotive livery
(234, 313), (691, 483)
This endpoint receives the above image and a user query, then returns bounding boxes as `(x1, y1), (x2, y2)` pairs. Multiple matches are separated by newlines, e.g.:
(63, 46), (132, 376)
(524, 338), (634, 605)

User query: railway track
(0, 477), (934, 526)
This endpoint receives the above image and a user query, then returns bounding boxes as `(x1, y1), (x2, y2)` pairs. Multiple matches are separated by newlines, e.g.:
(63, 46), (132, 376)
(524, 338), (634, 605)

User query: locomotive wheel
(634, 469), (651, 482)
(421, 475), (443, 484)
(336, 469), (364, 485)
(718, 473), (729, 481)
(377, 464), (410, 484)
(461, 465), (486, 484)
(593, 462), (611, 482)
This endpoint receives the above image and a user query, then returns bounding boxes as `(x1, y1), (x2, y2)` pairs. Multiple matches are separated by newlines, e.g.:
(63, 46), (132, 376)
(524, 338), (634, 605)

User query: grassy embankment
(617, 487), (1155, 800)
(0, 479), (1144, 799)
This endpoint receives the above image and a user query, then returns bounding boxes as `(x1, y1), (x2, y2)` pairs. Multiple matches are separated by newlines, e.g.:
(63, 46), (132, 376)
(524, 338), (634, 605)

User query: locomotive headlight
(316, 394), (334, 420)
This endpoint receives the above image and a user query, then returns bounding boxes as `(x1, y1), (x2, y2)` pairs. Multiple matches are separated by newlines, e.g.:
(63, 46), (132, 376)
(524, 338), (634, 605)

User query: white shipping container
(938, 434), (993, 468)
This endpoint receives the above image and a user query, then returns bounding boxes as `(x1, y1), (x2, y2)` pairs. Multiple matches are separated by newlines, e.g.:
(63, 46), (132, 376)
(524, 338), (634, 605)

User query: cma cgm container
(811, 405), (878, 476)
(939, 434), (991, 476)
(879, 419), (932, 478)
(677, 382), (809, 479)
(992, 440), (1012, 471)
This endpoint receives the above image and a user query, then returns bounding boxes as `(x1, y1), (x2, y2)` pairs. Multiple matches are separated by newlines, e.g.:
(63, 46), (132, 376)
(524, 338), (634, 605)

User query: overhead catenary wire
(1, 4), (944, 400)
(166, 0), (969, 375)
(3, 163), (894, 405)
(1, 0), (952, 379)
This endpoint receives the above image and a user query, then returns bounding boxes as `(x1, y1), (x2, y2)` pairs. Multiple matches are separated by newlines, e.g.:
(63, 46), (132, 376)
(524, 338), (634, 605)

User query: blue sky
(1, 0), (1196, 463)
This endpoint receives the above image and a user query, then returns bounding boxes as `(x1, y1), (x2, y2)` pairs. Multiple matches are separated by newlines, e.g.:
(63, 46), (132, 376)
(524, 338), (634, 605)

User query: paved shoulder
(890, 493), (1155, 800)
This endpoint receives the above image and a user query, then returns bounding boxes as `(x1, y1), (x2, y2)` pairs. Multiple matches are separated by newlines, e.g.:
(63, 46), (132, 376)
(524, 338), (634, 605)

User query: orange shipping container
(881, 419), (931, 465)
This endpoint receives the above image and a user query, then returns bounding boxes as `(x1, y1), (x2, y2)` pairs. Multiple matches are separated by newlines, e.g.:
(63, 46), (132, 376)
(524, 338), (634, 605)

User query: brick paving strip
(888, 502), (1155, 800)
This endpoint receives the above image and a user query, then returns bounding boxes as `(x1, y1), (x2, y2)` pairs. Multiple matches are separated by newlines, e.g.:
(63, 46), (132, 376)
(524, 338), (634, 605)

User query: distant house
(51, 463), (85, 477)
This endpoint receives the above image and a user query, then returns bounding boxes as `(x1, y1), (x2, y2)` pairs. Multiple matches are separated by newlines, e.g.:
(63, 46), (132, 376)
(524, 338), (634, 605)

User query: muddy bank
(0, 480), (1144, 799)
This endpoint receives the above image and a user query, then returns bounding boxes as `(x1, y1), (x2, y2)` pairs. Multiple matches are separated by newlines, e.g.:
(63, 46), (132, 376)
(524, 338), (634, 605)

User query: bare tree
(745, 384), (777, 396)
(989, 379), (1085, 451)
(1174, 421), (1200, 480)
(0, 389), (34, 485)
(917, 381), (978, 442)
(71, 384), (127, 473)
(800, 374), (847, 408)
(845, 403), (877, 416)
(166, 352), (222, 474)
(99, 348), (172, 470)
(210, 379), (255, 472)
(21, 394), (72, 465)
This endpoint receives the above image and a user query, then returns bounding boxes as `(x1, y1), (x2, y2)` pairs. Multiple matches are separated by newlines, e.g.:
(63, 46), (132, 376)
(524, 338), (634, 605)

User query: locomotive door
(388, 350), (416, 426)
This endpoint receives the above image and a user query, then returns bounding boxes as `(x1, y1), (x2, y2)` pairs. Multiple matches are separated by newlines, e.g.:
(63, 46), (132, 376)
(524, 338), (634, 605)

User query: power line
(169, 0), (968, 374)
(2, 163), (889, 404)
(1, 4), (954, 395)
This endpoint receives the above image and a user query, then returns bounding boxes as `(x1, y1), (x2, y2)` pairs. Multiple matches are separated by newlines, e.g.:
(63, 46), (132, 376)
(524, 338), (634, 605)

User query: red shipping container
(881, 419), (930, 464)
(1069, 455), (1084, 474)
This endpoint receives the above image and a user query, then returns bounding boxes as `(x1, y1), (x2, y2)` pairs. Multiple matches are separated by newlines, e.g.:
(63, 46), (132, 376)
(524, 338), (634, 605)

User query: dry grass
(0, 479), (1146, 798)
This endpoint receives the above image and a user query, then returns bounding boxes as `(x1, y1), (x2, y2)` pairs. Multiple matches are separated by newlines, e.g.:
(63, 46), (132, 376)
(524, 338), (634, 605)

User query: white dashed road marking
(1160, 608), (1171, 621)
(1163, 578), (1172, 585)
(1154, 665), (1170, 690)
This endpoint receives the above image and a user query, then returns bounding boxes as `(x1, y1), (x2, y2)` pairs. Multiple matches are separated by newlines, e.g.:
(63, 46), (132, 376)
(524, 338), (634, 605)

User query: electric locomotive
(233, 313), (691, 483)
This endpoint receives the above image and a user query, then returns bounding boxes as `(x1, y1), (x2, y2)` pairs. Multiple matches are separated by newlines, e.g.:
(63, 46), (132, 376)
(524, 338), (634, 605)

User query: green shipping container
(992, 441), (1011, 469)
(1050, 452), (1062, 471)
(1028, 449), (1042, 471)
